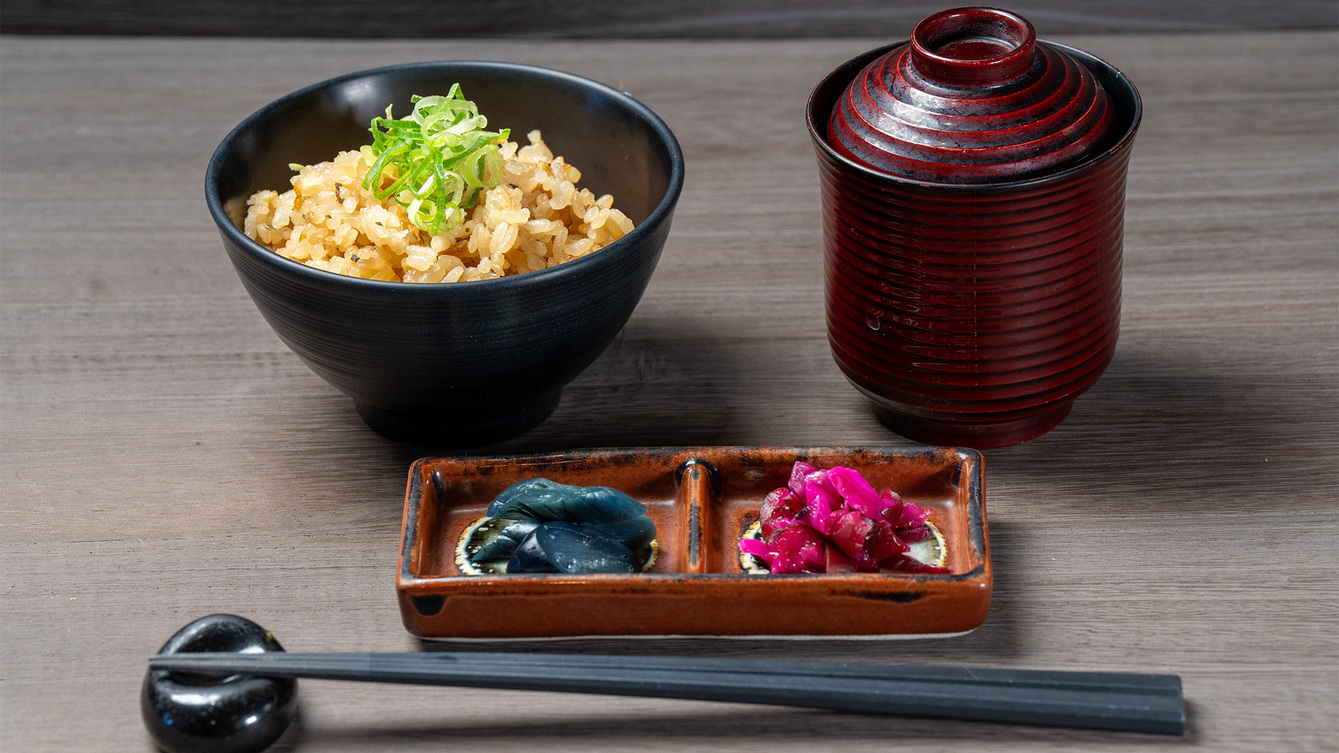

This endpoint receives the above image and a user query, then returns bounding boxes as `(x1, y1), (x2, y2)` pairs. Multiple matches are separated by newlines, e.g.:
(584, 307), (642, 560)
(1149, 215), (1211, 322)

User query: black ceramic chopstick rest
(141, 614), (297, 753)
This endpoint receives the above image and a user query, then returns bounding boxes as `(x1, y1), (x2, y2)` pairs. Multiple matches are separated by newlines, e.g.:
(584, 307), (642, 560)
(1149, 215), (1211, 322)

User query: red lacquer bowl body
(808, 7), (1141, 448)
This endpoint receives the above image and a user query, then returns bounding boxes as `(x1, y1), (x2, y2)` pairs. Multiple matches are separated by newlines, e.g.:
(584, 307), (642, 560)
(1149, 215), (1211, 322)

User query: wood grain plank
(1, 32), (1336, 752)
(2, 0), (1335, 37)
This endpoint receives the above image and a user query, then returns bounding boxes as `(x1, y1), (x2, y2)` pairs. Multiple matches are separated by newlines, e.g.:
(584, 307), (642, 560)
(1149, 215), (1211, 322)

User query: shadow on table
(496, 316), (748, 451)
(369, 316), (749, 467)
(982, 342), (1329, 512)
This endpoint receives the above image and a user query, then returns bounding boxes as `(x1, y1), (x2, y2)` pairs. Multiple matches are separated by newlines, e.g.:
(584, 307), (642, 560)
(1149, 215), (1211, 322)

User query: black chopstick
(149, 651), (1184, 734)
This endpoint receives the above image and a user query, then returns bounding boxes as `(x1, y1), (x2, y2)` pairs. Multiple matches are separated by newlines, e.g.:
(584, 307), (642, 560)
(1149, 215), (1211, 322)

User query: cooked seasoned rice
(243, 131), (634, 282)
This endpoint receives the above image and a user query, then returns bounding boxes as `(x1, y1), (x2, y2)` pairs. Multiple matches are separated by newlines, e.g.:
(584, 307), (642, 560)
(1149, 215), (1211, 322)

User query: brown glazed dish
(809, 7), (1141, 448)
(397, 447), (991, 638)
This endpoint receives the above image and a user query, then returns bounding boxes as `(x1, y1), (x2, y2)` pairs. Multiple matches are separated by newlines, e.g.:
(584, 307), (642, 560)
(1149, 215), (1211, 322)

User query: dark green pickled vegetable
(507, 522), (639, 574)
(469, 519), (540, 564)
(487, 478), (647, 524)
(471, 477), (657, 574)
(589, 516), (658, 552)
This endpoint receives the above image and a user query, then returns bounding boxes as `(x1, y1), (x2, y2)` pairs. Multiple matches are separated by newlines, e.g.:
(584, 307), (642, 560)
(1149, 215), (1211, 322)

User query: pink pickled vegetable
(765, 524), (827, 574)
(825, 546), (859, 573)
(738, 538), (769, 558)
(827, 509), (872, 559)
(803, 478), (839, 535)
(879, 554), (953, 574)
(826, 466), (885, 517)
(740, 462), (948, 575)
(866, 519), (910, 560)
(787, 461), (817, 497)
(879, 492), (932, 529)
(897, 523), (930, 544)
(759, 487), (803, 539)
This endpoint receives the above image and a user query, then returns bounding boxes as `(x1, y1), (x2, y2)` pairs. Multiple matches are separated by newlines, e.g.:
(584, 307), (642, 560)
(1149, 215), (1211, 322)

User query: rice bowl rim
(206, 60), (685, 294)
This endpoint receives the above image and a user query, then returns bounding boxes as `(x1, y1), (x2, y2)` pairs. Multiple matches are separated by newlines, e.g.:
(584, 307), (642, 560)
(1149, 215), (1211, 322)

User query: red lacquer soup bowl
(808, 7), (1141, 448)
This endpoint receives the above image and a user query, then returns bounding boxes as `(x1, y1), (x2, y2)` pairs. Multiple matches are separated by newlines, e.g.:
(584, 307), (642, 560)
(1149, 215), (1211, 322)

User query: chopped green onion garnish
(361, 85), (509, 235)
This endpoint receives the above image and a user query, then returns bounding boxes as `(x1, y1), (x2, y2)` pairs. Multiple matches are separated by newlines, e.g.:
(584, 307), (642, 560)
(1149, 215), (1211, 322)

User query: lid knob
(910, 7), (1036, 85)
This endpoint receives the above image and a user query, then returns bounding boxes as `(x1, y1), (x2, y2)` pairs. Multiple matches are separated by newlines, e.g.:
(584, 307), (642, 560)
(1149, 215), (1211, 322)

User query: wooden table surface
(2, 32), (1336, 752)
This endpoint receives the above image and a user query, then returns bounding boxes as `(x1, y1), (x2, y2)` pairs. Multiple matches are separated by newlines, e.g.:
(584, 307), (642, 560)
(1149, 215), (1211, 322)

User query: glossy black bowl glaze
(207, 62), (684, 445)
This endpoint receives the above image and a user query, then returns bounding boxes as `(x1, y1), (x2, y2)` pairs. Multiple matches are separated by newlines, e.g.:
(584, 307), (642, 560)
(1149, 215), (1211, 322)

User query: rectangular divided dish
(397, 446), (991, 638)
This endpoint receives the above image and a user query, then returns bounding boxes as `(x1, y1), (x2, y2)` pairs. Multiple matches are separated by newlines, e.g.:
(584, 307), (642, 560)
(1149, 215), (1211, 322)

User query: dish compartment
(397, 446), (990, 638)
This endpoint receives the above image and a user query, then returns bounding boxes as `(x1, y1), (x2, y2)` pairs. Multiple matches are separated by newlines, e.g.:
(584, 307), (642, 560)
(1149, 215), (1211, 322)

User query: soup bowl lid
(827, 6), (1118, 184)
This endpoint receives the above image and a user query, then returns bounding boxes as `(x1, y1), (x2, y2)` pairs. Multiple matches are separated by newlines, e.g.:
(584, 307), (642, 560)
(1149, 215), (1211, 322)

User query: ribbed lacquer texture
(819, 149), (1130, 404)
(828, 8), (1115, 184)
